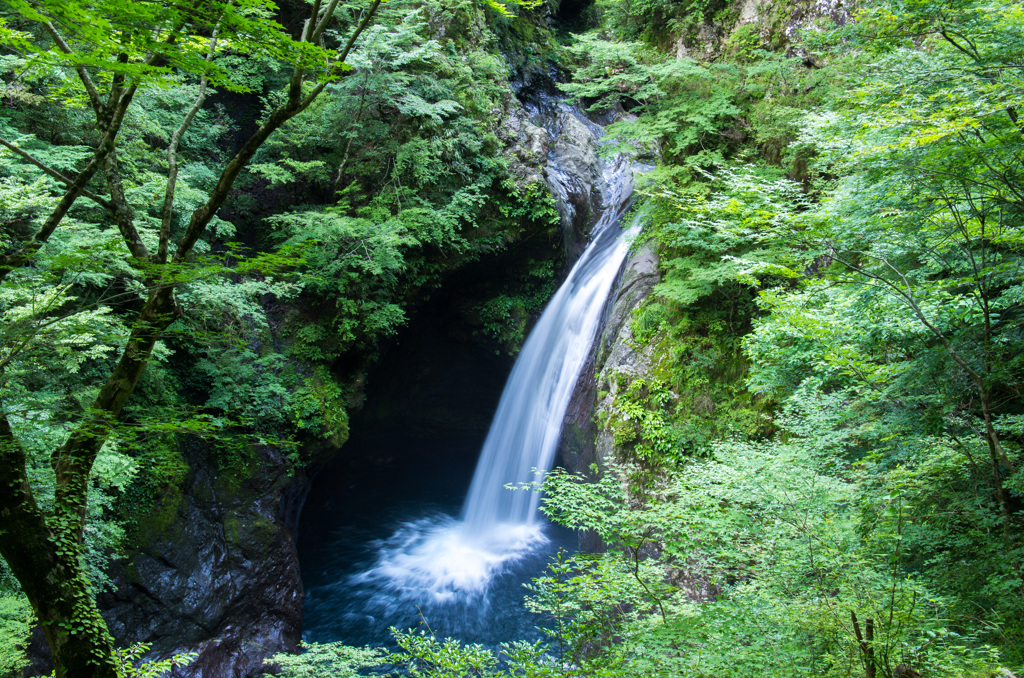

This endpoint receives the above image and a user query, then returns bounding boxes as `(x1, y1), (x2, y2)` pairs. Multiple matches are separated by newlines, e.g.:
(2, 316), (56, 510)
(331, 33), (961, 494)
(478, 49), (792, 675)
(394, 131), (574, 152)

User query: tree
(793, 0), (1024, 526)
(0, 0), (383, 674)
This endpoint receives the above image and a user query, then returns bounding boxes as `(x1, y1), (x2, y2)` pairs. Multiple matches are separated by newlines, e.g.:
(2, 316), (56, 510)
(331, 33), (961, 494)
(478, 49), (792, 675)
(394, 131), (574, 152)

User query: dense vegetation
(0, 0), (553, 675)
(272, 0), (1024, 675)
(1, 0), (1022, 675)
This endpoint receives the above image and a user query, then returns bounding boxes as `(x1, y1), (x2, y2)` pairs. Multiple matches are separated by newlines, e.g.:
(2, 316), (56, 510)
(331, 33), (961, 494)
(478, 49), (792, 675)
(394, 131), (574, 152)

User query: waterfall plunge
(348, 122), (642, 629)
(462, 175), (639, 535)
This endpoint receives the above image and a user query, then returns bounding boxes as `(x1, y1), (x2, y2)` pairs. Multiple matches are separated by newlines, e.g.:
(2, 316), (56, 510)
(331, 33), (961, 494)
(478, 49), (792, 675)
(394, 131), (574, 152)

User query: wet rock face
(544, 111), (607, 265)
(501, 87), (608, 268)
(550, 115), (601, 186)
(499, 104), (549, 187)
(592, 244), (660, 465)
(99, 442), (311, 677)
(559, 243), (660, 474)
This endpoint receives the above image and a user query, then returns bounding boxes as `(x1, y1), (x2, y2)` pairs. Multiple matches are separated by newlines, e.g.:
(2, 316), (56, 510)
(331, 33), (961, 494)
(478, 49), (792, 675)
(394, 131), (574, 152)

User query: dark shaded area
(297, 237), (587, 647)
(551, 0), (597, 32)
(297, 292), (511, 642)
(332, 291), (515, 447)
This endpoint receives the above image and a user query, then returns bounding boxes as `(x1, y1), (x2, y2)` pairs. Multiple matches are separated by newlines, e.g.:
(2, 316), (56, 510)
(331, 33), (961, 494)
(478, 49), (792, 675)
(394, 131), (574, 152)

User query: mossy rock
(132, 484), (186, 547)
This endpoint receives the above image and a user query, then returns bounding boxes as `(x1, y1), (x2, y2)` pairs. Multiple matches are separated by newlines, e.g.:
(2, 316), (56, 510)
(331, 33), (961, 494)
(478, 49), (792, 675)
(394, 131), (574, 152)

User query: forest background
(0, 0), (1022, 676)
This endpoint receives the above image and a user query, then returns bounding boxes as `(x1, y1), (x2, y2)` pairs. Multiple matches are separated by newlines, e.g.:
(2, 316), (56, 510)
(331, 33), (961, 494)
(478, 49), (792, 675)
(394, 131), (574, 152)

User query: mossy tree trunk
(0, 414), (120, 677)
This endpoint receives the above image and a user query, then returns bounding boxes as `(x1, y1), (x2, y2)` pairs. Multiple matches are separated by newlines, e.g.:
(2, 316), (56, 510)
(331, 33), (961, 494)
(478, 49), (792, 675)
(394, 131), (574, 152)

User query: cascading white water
(345, 110), (643, 632)
(461, 168), (638, 536)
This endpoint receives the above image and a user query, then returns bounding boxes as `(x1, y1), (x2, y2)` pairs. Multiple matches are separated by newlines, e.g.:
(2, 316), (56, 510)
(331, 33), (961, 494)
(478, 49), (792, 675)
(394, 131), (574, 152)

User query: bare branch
(310, 0), (341, 44)
(0, 101), (131, 283)
(41, 21), (102, 119)
(104, 148), (151, 261)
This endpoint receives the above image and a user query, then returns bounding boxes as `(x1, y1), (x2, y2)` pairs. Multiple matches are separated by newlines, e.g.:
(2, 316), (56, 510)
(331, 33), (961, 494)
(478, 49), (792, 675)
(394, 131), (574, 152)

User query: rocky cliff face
(591, 244), (661, 466)
(99, 441), (316, 677)
(673, 0), (852, 60)
(501, 83), (612, 269)
(559, 243), (660, 475)
(545, 113), (604, 264)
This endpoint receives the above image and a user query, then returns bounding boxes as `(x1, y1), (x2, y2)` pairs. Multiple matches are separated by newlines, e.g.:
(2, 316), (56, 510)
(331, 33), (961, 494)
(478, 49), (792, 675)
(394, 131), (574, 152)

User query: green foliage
(43, 643), (196, 678)
(266, 643), (383, 678)
(288, 367), (350, 445)
(531, 430), (1013, 676)
(594, 0), (731, 43)
(627, 299), (666, 346)
(245, 0), (1024, 675)
(0, 0), (341, 96)
(557, 36), (664, 112)
(546, 1), (1024, 675)
(0, 590), (31, 677)
(602, 376), (679, 466)
(271, 209), (410, 351)
(2, 570), (178, 676)
(391, 631), (506, 677)
(7, 0), (1022, 674)
(591, 167), (794, 466)
(474, 258), (557, 354)
(558, 29), (831, 166)
(246, 1), (563, 366)
(1, 293), (140, 587)
(497, 178), (561, 233)
(0, 0), (575, 672)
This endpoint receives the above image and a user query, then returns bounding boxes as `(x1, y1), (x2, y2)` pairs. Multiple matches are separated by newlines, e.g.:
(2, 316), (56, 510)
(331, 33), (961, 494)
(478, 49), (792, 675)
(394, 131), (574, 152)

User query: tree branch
(42, 21), (103, 119)
(43, 0), (385, 544)
(159, 27), (219, 264)
(829, 249), (1017, 478)
(310, 0), (342, 44)
(338, 0), (381, 63)
(97, 25), (184, 261)
(0, 99), (132, 284)
(0, 137), (113, 210)
(172, 0), (382, 265)
(0, 400), (120, 678)
(938, 27), (979, 62)
(103, 147), (150, 261)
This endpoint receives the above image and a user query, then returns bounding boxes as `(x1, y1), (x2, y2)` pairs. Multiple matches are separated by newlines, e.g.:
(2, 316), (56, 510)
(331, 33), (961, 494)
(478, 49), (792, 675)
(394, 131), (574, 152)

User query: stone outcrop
(591, 243), (660, 466)
(498, 103), (549, 188)
(674, 0), (853, 60)
(502, 84), (613, 268)
(98, 441), (318, 678)
(544, 111), (606, 264)
(559, 242), (660, 474)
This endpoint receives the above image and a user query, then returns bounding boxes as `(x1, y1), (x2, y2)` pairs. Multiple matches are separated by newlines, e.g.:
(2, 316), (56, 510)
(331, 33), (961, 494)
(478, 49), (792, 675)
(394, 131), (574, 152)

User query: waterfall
(462, 165), (639, 534)
(340, 107), (643, 636)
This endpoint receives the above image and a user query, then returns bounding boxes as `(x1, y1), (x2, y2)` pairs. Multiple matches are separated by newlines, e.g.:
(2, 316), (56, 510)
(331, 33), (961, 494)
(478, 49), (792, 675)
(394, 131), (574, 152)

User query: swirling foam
(353, 516), (548, 607)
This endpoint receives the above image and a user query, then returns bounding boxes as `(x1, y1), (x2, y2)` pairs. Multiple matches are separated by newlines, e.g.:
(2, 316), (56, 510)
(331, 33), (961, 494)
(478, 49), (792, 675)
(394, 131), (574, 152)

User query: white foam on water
(352, 516), (548, 607)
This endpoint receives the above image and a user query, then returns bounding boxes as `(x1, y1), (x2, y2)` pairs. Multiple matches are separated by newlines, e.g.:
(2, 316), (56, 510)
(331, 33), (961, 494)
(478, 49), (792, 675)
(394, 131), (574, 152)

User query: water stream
(301, 103), (642, 647)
